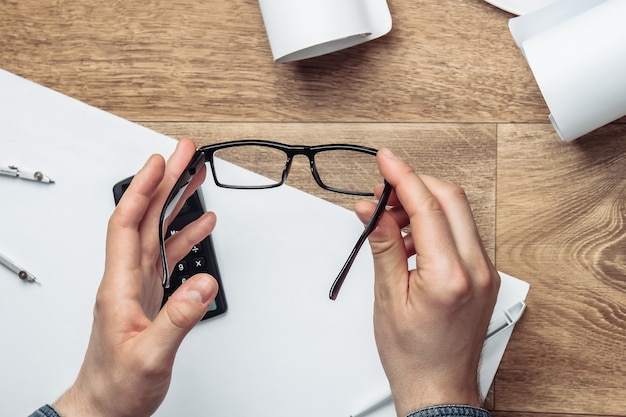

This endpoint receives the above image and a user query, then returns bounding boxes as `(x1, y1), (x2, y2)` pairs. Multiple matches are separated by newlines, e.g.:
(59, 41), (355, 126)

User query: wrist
(391, 380), (481, 417)
(52, 386), (82, 417)
(52, 382), (105, 417)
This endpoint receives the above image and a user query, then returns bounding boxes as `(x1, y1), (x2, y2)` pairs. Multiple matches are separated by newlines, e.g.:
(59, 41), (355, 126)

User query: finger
(376, 148), (459, 269)
(105, 154), (165, 274)
(418, 175), (488, 265)
(418, 174), (499, 295)
(356, 198), (414, 257)
(163, 138), (200, 191)
(355, 200), (410, 302)
(163, 212), (217, 272)
(383, 204), (411, 231)
(141, 138), (201, 243)
(140, 273), (218, 364)
(373, 183), (400, 206)
(162, 164), (207, 232)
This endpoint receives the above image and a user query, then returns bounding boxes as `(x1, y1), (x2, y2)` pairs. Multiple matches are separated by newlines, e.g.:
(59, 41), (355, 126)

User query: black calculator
(113, 176), (227, 320)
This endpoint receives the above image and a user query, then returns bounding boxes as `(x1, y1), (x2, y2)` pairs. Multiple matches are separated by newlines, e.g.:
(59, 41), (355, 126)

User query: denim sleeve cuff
(28, 404), (62, 417)
(406, 405), (492, 417)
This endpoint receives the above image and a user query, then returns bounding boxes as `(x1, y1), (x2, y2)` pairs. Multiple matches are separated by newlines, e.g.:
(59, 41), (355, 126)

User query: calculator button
(191, 243), (202, 254)
(169, 275), (190, 290)
(192, 257), (207, 271)
(175, 260), (189, 274)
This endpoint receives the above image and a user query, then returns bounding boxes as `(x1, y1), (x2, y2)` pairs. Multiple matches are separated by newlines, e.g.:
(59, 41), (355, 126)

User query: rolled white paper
(258, 0), (392, 63)
(509, 0), (626, 142)
(483, 0), (560, 16)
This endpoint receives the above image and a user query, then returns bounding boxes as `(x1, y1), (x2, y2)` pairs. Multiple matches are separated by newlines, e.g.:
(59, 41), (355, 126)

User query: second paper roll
(510, 0), (626, 142)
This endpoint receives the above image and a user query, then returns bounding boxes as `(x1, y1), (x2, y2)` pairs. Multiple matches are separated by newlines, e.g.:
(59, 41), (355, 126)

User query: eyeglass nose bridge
(280, 148), (327, 190)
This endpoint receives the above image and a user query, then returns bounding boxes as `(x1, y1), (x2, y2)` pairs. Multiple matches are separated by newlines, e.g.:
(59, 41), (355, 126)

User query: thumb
(146, 274), (218, 360)
(355, 200), (409, 300)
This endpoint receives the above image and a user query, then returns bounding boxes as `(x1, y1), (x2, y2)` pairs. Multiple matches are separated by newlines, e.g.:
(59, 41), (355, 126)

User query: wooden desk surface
(1, 1), (624, 416)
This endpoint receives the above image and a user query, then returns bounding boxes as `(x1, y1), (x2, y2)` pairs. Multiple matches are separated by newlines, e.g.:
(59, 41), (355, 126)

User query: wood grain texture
(143, 121), (497, 257)
(495, 124), (626, 416)
(0, 0), (546, 122)
(3, 1), (625, 416)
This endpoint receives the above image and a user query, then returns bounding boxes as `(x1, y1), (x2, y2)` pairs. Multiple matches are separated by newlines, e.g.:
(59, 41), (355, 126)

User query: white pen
(350, 300), (527, 417)
(0, 164), (55, 184)
(0, 251), (40, 284)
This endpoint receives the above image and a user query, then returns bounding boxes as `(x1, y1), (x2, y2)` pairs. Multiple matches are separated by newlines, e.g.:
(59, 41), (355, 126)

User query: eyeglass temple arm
(329, 181), (393, 300)
(159, 150), (207, 289)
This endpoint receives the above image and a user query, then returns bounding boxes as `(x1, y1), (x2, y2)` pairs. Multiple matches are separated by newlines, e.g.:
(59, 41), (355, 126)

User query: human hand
(52, 138), (219, 417)
(354, 148), (500, 416)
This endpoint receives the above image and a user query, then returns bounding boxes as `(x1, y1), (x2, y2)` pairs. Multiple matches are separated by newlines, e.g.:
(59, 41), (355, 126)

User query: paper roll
(483, 0), (560, 16)
(509, 0), (626, 142)
(258, 0), (392, 63)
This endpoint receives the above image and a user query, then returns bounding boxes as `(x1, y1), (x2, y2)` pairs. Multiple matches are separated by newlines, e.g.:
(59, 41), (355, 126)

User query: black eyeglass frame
(159, 140), (392, 300)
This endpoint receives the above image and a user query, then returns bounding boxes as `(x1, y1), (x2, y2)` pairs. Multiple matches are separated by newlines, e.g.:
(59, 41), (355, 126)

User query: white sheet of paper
(0, 69), (528, 416)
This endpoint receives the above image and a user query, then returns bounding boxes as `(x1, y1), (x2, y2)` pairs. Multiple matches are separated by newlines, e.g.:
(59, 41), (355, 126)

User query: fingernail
(380, 148), (398, 160)
(186, 274), (217, 304)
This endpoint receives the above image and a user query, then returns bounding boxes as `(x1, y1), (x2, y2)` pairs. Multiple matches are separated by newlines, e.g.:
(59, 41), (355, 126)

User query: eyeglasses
(159, 140), (392, 300)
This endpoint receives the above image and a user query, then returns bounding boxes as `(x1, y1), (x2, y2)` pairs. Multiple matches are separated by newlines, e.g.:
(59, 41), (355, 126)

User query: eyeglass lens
(213, 145), (287, 187)
(313, 149), (380, 195)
